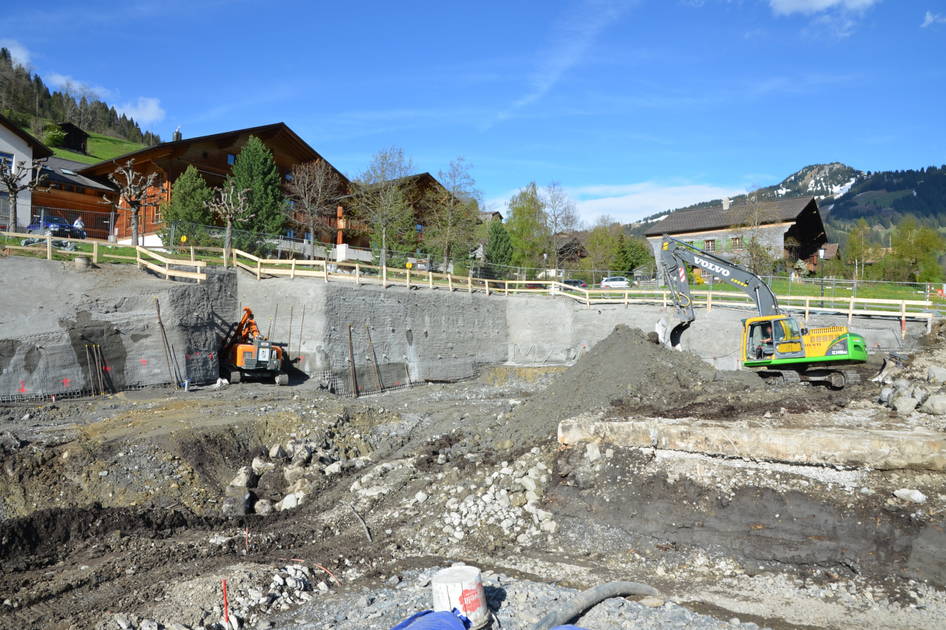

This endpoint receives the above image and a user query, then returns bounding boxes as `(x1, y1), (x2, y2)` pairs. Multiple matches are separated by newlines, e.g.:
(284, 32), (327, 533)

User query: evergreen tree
(616, 235), (652, 276)
(484, 219), (512, 277)
(506, 182), (549, 272)
(227, 135), (286, 236)
(162, 164), (213, 228)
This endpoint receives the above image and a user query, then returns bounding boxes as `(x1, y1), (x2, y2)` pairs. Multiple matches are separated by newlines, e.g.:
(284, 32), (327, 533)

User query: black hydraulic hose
(529, 581), (658, 630)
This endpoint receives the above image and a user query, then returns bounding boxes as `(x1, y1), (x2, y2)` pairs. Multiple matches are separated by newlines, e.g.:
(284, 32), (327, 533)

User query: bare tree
(285, 160), (345, 259)
(426, 157), (481, 270)
(543, 182), (579, 271)
(107, 159), (158, 247)
(206, 184), (249, 266)
(352, 147), (415, 268)
(0, 157), (47, 232)
(732, 193), (775, 275)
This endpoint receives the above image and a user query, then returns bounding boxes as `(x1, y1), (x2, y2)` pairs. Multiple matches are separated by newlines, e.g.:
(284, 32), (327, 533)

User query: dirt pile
(504, 325), (755, 443)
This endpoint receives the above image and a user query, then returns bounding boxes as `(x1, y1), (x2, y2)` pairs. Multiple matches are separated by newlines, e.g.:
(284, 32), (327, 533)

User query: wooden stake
(347, 324), (359, 398)
(297, 304), (306, 360)
(287, 305), (294, 361)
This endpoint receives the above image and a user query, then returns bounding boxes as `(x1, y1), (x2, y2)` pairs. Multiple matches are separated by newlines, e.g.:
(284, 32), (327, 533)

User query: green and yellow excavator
(658, 236), (868, 388)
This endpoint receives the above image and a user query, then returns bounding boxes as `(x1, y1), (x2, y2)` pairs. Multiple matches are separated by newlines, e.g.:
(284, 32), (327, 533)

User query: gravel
(270, 568), (768, 630)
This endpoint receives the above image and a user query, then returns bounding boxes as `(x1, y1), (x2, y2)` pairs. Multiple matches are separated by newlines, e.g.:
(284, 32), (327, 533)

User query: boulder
(222, 488), (256, 516)
(284, 464), (308, 485)
(276, 492), (304, 511)
(919, 394), (946, 416)
(893, 488), (927, 504)
(891, 396), (918, 415)
(229, 466), (259, 488)
(254, 499), (274, 516)
(269, 443), (288, 459)
(255, 471), (287, 500)
(252, 456), (275, 475)
(928, 365), (946, 384)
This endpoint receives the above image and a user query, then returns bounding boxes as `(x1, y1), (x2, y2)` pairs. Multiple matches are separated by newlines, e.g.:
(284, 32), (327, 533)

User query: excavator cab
(220, 307), (289, 386)
(743, 315), (806, 363)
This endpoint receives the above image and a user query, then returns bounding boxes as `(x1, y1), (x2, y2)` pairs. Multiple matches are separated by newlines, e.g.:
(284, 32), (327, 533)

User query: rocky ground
(1, 325), (945, 630)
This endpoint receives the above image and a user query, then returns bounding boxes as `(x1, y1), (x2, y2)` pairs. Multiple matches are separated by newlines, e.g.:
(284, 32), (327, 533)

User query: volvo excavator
(220, 307), (289, 386)
(658, 236), (868, 388)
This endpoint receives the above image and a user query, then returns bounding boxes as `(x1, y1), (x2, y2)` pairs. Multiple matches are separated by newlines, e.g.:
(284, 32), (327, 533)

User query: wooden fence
(1, 232), (935, 330)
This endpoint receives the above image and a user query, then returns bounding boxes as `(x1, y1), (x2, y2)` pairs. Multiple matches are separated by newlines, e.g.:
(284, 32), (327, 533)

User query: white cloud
(491, 0), (634, 126)
(487, 181), (744, 226)
(769, 0), (880, 15)
(117, 97), (166, 125)
(0, 38), (31, 67)
(921, 11), (946, 27)
(569, 182), (744, 224)
(46, 72), (113, 99)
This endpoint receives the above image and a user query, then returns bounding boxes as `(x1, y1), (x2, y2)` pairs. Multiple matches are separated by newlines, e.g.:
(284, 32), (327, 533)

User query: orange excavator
(220, 307), (288, 386)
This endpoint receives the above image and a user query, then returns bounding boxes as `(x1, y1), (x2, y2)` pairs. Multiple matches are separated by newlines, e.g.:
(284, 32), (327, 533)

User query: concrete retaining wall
(1, 256), (930, 398)
(0, 258), (237, 398)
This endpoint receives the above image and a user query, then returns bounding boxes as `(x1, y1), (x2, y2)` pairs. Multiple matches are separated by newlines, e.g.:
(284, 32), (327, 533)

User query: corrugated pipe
(529, 581), (659, 630)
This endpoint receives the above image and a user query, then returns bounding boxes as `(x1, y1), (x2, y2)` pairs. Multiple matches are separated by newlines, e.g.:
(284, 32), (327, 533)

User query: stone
(284, 464), (307, 485)
(324, 461), (343, 475)
(252, 456), (275, 475)
(891, 396), (918, 415)
(639, 596), (665, 608)
(415, 491), (429, 503)
(139, 620), (159, 630)
(928, 365), (946, 384)
(893, 488), (927, 504)
(586, 442), (601, 462)
(878, 386), (895, 404)
(277, 492), (303, 511)
(221, 489), (255, 516)
(509, 492), (527, 508)
(254, 499), (274, 515)
(919, 394), (946, 416)
(230, 466), (259, 488)
(113, 614), (133, 630)
(269, 444), (288, 459)
(518, 476), (538, 492)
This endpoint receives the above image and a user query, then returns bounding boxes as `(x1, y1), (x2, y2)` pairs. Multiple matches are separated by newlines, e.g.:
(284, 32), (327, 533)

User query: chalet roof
(56, 122), (89, 138)
(77, 122), (350, 184)
(821, 242), (839, 260)
(0, 112), (54, 159)
(643, 197), (816, 237)
(42, 156), (114, 192)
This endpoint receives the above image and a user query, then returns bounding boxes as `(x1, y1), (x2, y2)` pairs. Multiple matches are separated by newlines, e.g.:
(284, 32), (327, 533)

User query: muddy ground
(1, 326), (945, 630)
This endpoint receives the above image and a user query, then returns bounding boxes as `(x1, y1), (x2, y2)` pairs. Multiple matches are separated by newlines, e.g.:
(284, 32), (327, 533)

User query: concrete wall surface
(0, 258), (236, 398)
(237, 277), (507, 386)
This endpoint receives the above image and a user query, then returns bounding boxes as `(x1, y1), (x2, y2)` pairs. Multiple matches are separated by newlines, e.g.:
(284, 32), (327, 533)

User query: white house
(0, 113), (53, 230)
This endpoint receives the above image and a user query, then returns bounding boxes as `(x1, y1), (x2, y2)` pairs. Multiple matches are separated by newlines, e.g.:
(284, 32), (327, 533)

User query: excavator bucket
(669, 321), (691, 349)
(656, 317), (691, 350)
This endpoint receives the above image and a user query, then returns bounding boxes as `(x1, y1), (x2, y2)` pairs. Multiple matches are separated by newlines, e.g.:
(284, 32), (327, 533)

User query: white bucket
(431, 564), (489, 629)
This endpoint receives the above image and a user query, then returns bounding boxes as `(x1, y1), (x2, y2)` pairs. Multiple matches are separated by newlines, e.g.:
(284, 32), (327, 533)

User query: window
(0, 151), (13, 169)
(704, 239), (716, 251)
(226, 153), (236, 166)
(153, 204), (162, 223)
(731, 236), (743, 250)
(286, 229), (295, 239)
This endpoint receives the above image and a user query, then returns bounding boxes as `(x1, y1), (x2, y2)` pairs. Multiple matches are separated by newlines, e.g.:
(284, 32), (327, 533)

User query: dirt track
(2, 326), (945, 630)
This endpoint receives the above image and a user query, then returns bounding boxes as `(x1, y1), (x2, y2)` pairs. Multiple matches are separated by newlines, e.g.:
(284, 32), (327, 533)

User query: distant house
(643, 196), (828, 273)
(56, 122), (89, 154)
(33, 156), (117, 239)
(77, 122), (350, 246)
(0, 112), (53, 230)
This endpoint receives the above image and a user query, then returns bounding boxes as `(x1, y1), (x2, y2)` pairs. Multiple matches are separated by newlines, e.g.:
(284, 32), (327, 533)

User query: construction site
(1, 250), (945, 630)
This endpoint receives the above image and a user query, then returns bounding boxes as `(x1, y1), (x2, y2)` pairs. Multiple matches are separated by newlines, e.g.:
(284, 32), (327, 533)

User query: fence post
(92, 241), (99, 264)
(323, 259), (329, 283)
(707, 289), (713, 312)
(382, 261), (387, 288)
(661, 290), (667, 308)
(46, 233), (52, 260)
(165, 261), (170, 280)
(848, 296), (854, 325)
(804, 297), (810, 322)
(468, 274), (472, 293)
(256, 258), (261, 281)
(290, 258), (296, 280)
(505, 281), (509, 296)
(624, 290), (628, 307)
(900, 302), (907, 339)
(406, 267), (411, 289)
(428, 271), (433, 289)
(355, 264), (360, 285)
(190, 246), (195, 262)
(485, 279), (490, 296)
(448, 274), (453, 292)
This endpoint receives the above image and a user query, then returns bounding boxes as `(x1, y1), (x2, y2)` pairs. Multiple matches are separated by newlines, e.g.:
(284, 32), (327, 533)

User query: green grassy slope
(50, 131), (147, 165)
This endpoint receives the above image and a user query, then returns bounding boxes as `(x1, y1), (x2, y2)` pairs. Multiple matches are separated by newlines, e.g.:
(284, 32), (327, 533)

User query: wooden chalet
(32, 156), (117, 240)
(77, 122), (351, 245)
(56, 122), (89, 154)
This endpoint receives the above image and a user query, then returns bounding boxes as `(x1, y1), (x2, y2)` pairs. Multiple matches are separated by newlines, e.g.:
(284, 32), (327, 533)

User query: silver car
(600, 276), (630, 288)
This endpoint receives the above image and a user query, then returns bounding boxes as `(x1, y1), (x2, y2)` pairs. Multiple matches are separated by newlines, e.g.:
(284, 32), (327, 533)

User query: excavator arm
(658, 236), (781, 347)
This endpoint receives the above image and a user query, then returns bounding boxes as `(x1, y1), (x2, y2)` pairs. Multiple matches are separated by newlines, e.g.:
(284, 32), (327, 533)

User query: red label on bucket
(459, 587), (483, 613)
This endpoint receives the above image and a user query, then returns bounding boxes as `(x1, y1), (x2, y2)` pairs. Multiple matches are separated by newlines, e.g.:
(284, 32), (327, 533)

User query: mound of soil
(504, 325), (757, 443)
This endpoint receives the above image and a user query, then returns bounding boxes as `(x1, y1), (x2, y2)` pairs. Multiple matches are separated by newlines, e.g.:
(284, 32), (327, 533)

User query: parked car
(26, 217), (86, 239)
(562, 278), (587, 288)
(600, 276), (630, 289)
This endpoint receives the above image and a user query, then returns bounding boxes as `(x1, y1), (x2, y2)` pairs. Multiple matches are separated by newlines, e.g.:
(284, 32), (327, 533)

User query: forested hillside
(0, 47), (160, 146)
(826, 166), (946, 227)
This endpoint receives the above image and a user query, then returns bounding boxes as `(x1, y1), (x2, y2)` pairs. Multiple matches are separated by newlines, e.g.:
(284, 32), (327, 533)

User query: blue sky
(2, 0), (944, 224)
